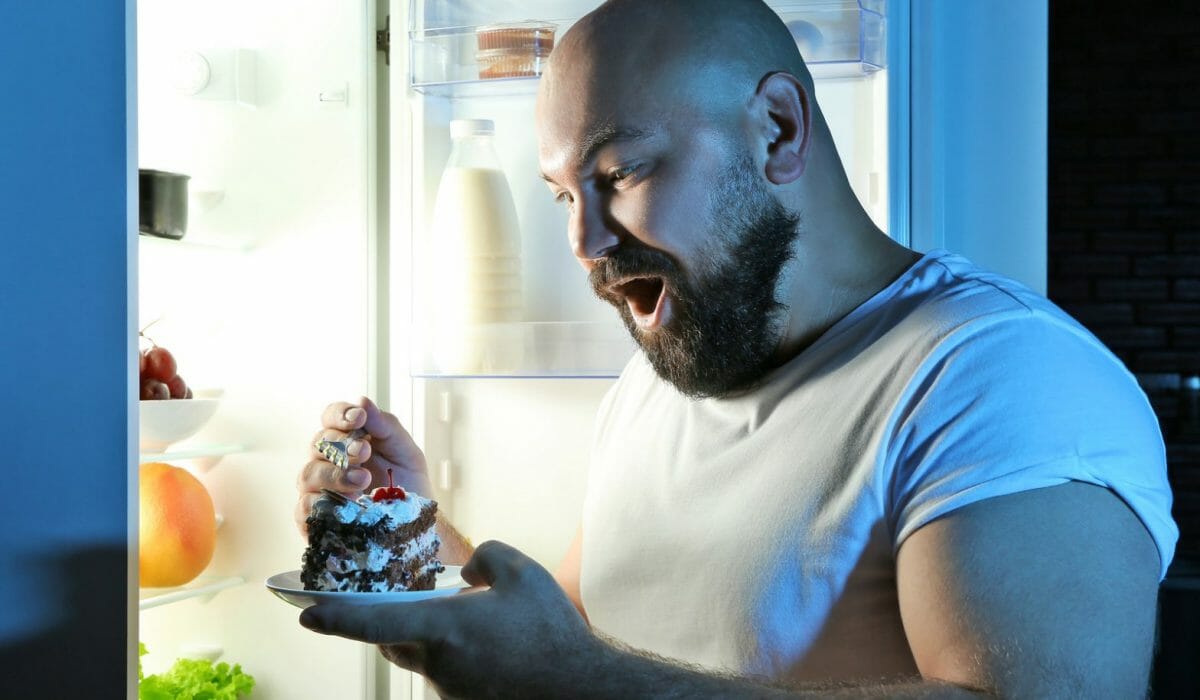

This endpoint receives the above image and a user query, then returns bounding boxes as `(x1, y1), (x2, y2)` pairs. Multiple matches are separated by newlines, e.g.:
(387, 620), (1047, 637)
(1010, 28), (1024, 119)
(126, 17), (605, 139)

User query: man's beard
(590, 156), (800, 398)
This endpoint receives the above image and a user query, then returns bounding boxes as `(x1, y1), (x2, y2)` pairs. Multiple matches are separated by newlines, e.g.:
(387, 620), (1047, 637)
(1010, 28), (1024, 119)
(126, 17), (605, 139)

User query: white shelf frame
(139, 575), (246, 611)
(138, 442), (248, 464)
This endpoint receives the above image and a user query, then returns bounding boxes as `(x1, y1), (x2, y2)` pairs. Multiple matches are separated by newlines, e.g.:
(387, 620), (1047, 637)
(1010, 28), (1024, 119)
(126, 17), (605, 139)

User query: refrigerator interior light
(173, 48), (257, 108)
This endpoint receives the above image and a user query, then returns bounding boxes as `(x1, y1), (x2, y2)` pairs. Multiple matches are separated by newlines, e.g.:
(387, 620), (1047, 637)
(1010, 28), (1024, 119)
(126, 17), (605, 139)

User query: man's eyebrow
(540, 125), (652, 183)
(577, 125), (651, 166)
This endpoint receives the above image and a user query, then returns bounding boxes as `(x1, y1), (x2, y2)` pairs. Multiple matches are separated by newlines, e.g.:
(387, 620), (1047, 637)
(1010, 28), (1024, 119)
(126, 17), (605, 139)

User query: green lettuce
(138, 644), (255, 700)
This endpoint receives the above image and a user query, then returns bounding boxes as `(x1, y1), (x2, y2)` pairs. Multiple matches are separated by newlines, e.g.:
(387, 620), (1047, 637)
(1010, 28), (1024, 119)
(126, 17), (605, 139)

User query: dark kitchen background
(1048, 0), (1198, 694)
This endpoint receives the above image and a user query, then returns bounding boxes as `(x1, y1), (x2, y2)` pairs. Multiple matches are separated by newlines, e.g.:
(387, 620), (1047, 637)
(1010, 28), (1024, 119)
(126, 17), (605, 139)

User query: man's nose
(568, 194), (620, 264)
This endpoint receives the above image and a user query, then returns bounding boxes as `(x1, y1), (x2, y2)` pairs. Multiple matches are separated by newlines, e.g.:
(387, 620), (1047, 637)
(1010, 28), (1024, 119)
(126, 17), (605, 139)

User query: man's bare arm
(434, 512), (475, 566)
(586, 643), (986, 699)
(555, 524), (587, 620)
(897, 480), (1159, 698)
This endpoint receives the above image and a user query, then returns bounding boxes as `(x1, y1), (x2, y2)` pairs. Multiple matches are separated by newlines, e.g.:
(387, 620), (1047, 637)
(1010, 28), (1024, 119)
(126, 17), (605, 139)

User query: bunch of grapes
(140, 335), (192, 400)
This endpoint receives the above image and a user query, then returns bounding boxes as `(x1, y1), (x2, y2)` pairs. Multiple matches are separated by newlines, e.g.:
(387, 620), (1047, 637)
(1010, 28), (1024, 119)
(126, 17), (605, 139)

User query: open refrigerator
(134, 0), (893, 697)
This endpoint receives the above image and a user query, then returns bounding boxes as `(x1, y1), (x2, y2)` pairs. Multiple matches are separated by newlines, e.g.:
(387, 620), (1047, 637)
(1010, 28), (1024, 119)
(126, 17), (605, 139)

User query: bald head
(535, 0), (833, 197)
(540, 0), (814, 125)
(594, 0), (810, 80)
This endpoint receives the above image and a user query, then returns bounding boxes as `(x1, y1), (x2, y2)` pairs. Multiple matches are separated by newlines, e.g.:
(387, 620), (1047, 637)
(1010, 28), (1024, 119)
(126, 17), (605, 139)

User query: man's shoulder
(890, 251), (1087, 351)
(901, 251), (1042, 322)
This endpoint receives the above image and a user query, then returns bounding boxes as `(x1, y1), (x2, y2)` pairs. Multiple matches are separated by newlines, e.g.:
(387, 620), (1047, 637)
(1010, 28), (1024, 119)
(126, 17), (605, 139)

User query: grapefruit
(139, 462), (217, 587)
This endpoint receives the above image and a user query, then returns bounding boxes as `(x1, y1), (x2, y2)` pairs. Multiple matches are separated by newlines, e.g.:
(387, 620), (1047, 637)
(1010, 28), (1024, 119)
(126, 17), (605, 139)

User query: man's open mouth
(610, 276), (670, 330)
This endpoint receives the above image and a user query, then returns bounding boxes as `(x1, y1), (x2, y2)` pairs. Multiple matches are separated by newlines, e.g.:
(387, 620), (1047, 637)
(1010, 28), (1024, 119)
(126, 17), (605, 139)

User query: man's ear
(754, 71), (813, 185)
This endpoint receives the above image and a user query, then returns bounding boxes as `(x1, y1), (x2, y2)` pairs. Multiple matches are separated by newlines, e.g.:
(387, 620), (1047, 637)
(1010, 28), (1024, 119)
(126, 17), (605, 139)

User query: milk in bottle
(427, 119), (524, 373)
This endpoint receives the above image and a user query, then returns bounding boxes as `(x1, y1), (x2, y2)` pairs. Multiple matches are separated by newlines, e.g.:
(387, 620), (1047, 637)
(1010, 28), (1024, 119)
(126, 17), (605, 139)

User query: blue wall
(0, 0), (133, 693)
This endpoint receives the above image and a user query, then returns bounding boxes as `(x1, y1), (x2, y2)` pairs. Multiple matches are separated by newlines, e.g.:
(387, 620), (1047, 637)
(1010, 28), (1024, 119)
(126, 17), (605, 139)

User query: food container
(138, 169), (190, 240)
(139, 396), (220, 452)
(475, 21), (556, 79)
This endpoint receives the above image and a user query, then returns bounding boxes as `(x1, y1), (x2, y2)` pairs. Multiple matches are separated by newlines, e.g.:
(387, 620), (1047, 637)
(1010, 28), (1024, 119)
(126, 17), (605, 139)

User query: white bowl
(139, 398), (220, 452)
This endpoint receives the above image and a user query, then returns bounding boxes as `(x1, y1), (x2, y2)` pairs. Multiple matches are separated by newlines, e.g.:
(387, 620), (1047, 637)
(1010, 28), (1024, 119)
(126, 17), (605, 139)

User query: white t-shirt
(580, 249), (1177, 683)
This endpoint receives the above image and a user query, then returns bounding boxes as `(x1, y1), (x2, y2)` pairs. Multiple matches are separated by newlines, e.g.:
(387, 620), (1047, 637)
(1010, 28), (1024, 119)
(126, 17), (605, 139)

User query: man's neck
(770, 222), (920, 367)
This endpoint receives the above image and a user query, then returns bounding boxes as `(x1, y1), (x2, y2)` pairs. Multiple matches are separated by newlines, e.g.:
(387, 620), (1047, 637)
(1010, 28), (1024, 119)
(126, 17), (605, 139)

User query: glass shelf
(139, 443), (248, 464)
(139, 231), (253, 252)
(411, 75), (541, 98)
(139, 575), (245, 611)
(409, 1), (885, 95)
(411, 321), (635, 379)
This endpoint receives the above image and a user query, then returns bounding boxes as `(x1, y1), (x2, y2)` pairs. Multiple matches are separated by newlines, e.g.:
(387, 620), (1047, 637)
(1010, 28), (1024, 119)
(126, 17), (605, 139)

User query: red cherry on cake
(372, 487), (407, 501)
(371, 468), (408, 501)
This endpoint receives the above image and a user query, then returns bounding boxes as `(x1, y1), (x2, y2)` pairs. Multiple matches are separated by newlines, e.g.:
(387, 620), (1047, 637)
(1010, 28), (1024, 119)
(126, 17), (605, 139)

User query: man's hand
(299, 541), (600, 699)
(294, 397), (433, 536)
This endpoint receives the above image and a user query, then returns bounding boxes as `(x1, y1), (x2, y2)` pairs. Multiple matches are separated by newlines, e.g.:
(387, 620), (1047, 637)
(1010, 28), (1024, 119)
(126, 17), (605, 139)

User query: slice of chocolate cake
(302, 476), (444, 593)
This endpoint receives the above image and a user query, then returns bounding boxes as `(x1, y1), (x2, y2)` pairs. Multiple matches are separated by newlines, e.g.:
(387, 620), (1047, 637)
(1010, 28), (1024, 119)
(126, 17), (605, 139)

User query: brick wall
(1048, 1), (1200, 560)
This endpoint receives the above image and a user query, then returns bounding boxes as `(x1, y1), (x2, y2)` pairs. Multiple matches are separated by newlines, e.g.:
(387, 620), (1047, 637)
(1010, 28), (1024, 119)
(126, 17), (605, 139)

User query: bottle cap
(450, 119), (495, 139)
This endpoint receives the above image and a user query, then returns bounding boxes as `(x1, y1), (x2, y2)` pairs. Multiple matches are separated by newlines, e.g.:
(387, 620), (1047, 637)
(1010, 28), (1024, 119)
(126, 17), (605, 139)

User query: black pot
(138, 169), (190, 240)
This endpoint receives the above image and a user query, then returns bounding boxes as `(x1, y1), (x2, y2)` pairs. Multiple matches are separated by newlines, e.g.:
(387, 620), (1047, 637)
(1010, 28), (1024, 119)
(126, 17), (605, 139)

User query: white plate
(266, 566), (466, 609)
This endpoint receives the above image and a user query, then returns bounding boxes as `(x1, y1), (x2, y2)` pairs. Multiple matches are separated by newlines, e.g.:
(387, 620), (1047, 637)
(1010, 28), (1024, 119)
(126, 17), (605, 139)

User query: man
(295, 0), (1176, 696)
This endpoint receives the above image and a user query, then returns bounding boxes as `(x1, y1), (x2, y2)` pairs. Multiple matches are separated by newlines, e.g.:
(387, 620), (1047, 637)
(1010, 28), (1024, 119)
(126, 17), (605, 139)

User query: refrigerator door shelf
(775, 1), (886, 79)
(409, 20), (567, 95)
(139, 575), (245, 611)
(409, 1), (885, 94)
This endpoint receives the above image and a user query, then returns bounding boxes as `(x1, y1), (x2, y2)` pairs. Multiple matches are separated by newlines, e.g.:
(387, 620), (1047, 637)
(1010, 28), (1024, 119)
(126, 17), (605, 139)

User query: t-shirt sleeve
(885, 311), (1178, 580)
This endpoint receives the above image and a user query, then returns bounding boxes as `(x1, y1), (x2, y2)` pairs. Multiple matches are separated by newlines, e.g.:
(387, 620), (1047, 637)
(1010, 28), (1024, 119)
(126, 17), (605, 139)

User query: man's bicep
(555, 524), (587, 621)
(896, 481), (1159, 698)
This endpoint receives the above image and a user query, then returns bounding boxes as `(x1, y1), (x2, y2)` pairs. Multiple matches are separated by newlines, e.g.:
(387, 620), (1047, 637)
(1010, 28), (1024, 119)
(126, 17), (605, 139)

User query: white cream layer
(333, 492), (434, 529)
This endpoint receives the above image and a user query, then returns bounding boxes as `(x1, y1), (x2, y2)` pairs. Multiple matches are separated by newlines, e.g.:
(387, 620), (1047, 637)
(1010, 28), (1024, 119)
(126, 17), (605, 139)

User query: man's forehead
(538, 118), (656, 174)
(536, 66), (662, 173)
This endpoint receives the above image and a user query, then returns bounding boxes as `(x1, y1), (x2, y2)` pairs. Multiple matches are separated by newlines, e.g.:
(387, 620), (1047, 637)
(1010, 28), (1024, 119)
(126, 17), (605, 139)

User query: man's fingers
(297, 458), (372, 492)
(359, 397), (426, 465)
(320, 398), (398, 438)
(300, 600), (440, 645)
(321, 401), (366, 431)
(319, 398), (425, 468)
(461, 540), (541, 589)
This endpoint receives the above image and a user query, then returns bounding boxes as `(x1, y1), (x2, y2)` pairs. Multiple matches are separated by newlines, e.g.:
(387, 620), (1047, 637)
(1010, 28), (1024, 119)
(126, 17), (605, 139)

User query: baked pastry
(301, 471), (444, 592)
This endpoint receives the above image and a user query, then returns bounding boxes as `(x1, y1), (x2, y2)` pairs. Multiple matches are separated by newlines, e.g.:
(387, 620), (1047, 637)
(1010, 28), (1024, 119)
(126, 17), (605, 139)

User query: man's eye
(609, 165), (639, 184)
(554, 191), (574, 208)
